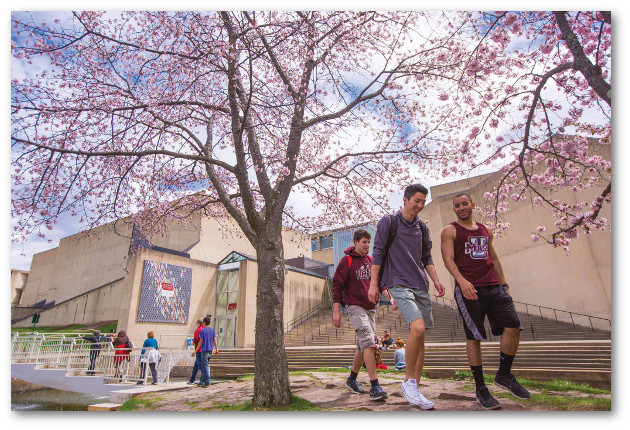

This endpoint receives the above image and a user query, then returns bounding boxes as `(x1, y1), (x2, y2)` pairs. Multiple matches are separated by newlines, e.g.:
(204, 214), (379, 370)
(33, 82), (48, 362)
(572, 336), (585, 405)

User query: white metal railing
(12, 332), (193, 349)
(11, 333), (190, 386)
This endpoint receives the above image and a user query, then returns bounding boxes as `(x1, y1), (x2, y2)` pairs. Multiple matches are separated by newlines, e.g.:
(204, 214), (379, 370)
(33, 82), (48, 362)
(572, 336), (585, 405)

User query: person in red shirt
(187, 318), (204, 385)
(332, 229), (396, 401)
(441, 192), (530, 410)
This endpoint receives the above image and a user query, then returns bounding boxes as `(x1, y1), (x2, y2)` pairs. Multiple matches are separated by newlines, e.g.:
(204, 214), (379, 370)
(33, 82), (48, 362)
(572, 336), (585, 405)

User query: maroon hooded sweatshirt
(332, 246), (387, 310)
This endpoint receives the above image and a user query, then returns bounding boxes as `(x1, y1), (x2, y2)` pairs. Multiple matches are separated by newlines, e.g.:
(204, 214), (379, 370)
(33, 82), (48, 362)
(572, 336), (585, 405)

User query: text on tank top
(451, 221), (500, 287)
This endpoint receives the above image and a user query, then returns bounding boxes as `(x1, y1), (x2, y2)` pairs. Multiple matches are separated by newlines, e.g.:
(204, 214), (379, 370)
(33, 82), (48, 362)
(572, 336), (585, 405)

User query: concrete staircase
(197, 340), (610, 388)
(179, 303), (610, 388)
(283, 304), (610, 347)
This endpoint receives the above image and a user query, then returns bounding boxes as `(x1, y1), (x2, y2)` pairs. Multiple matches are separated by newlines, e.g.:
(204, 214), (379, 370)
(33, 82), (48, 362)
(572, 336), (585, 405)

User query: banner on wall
(137, 260), (192, 323)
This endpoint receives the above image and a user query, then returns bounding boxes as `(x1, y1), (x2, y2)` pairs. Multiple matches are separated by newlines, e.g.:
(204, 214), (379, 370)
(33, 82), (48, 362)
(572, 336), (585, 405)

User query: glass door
(215, 315), (237, 348)
(215, 268), (239, 348)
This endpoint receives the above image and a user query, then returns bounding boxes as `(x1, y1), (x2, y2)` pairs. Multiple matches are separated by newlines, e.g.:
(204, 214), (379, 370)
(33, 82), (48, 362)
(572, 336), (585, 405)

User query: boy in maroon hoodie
(332, 229), (396, 401)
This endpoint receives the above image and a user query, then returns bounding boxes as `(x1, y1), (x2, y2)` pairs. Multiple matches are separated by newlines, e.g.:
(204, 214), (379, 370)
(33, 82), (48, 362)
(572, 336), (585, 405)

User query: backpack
(378, 214), (399, 280)
(345, 214), (398, 287)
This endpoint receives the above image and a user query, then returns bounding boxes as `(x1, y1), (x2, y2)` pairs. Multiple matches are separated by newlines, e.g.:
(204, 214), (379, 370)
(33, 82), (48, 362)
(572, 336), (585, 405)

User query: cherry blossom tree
(10, 10), (613, 405)
(11, 10), (479, 405)
(445, 11), (611, 253)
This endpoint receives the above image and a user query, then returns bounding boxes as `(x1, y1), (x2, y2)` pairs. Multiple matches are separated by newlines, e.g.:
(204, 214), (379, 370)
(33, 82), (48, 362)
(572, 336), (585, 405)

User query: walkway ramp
(12, 363), (136, 396)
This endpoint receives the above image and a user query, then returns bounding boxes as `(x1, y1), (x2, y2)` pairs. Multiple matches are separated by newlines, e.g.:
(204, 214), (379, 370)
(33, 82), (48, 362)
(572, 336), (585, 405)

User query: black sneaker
(345, 379), (366, 394)
(475, 386), (501, 409)
(369, 384), (388, 401)
(494, 373), (532, 399)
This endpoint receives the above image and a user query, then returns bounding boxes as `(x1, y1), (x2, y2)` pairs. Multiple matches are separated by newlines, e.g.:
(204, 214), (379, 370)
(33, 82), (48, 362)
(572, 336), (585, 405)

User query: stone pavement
(124, 371), (555, 411)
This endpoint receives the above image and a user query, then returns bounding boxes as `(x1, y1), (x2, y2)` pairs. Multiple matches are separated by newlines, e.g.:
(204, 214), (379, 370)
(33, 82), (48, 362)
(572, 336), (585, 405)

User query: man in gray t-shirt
(368, 184), (445, 409)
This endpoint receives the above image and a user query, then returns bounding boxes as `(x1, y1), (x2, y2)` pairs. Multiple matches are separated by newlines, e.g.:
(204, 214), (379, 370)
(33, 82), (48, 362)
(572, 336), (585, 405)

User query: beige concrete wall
(116, 249), (218, 339)
(235, 259), (329, 348)
(312, 248), (334, 265)
(283, 271), (329, 325)
(12, 278), (125, 328)
(19, 221), (133, 307)
(17, 213), (311, 322)
(146, 213), (203, 254)
(11, 270), (29, 305)
(189, 216), (311, 264)
(424, 168), (611, 330)
(430, 173), (495, 199)
(239, 260), (258, 348)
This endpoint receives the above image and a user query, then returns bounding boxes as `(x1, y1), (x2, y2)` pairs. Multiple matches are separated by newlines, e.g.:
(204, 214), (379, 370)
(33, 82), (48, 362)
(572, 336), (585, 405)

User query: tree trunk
(252, 228), (292, 406)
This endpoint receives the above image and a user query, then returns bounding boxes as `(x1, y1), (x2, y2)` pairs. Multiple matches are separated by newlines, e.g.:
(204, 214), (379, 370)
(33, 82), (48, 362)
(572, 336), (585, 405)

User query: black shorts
(454, 284), (522, 340)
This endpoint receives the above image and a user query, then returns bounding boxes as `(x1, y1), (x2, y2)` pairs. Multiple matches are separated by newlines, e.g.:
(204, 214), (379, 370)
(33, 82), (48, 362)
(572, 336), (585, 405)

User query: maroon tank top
(451, 221), (500, 287)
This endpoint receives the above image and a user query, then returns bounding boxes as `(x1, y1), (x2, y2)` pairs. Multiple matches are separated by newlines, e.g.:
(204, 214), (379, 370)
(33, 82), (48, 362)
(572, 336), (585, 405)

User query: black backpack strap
(387, 214), (398, 248)
(378, 214), (398, 280)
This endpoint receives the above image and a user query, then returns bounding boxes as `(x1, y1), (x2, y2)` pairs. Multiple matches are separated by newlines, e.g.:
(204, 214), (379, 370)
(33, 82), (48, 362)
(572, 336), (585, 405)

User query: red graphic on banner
(161, 282), (174, 298)
(228, 303), (237, 310)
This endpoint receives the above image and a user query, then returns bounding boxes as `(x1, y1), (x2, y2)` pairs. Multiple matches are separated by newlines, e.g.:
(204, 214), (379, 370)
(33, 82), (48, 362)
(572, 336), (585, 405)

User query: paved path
(123, 371), (568, 411)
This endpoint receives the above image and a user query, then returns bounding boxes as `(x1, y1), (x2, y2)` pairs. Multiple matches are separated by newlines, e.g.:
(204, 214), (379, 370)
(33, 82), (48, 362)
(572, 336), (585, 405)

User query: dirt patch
(125, 372), (574, 412)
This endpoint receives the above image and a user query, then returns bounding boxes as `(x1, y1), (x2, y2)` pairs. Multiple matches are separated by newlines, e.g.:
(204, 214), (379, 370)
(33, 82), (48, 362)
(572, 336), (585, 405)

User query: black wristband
(501, 283), (509, 289)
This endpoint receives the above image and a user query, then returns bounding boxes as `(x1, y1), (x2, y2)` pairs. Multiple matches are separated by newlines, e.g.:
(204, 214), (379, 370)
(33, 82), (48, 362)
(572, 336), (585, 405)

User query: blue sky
(5, 3), (621, 276)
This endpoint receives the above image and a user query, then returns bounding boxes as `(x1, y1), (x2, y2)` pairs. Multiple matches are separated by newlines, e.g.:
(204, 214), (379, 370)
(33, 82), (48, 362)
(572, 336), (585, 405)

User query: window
(215, 269), (239, 316)
(320, 235), (333, 250)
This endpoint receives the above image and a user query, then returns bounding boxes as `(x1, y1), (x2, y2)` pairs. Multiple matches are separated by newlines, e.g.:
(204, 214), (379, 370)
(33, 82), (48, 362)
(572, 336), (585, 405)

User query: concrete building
(312, 142), (611, 330)
(11, 138), (611, 338)
(423, 164), (611, 329)
(11, 214), (329, 348)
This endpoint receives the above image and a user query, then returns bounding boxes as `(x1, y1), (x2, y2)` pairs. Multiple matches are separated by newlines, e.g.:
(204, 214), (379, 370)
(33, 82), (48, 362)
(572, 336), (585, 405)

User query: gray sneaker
(494, 373), (531, 399)
(345, 378), (366, 394)
(476, 386), (501, 409)
(369, 384), (388, 401)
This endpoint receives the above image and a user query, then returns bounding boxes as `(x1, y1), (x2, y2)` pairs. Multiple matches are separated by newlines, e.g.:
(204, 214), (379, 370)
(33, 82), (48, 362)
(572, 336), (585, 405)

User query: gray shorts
(388, 285), (434, 328)
(346, 305), (376, 352)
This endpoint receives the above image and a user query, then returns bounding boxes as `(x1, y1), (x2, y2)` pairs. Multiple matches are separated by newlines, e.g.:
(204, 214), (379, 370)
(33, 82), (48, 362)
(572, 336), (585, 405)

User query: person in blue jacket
(138, 331), (160, 385)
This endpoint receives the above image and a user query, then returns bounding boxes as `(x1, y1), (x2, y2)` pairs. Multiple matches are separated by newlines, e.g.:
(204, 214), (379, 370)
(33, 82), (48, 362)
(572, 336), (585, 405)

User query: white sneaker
(401, 379), (435, 410)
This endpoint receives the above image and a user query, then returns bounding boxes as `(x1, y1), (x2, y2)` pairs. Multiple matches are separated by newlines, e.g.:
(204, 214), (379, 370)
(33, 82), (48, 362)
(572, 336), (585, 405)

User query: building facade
(11, 215), (329, 348)
(311, 143), (611, 329)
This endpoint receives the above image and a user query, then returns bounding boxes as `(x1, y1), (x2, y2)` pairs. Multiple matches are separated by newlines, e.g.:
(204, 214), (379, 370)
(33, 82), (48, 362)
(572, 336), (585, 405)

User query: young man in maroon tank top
(440, 193), (531, 409)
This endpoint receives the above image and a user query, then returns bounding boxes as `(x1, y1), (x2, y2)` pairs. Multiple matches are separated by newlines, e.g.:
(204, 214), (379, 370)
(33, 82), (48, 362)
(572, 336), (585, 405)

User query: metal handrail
(428, 293), (610, 331)
(511, 300), (611, 330)
(284, 303), (326, 334)
(302, 305), (390, 346)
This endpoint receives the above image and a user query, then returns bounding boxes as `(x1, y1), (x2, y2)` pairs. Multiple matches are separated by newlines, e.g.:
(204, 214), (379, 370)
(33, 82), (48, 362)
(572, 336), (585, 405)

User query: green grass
(526, 393), (611, 411)
(12, 322), (116, 336)
(184, 399), (199, 410)
(11, 325), (84, 334)
(199, 395), (321, 411)
(117, 396), (164, 411)
(452, 370), (611, 411)
(96, 322), (117, 334)
(521, 379), (610, 395)
(450, 370), (610, 395)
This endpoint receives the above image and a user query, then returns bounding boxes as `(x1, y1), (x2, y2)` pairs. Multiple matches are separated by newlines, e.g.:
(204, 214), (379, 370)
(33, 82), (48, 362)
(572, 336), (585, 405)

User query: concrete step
(88, 403), (122, 411)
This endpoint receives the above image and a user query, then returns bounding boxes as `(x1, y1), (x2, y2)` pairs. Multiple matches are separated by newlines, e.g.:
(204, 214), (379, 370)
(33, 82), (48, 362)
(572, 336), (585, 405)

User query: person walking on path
(440, 192), (531, 410)
(196, 316), (219, 388)
(332, 229), (396, 401)
(138, 331), (161, 385)
(80, 330), (107, 376)
(369, 184), (446, 410)
(112, 330), (133, 380)
(187, 319), (204, 385)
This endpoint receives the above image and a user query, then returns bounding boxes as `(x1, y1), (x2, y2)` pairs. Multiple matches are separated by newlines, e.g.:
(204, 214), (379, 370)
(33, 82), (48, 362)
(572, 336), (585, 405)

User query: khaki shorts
(388, 285), (434, 328)
(346, 305), (376, 352)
